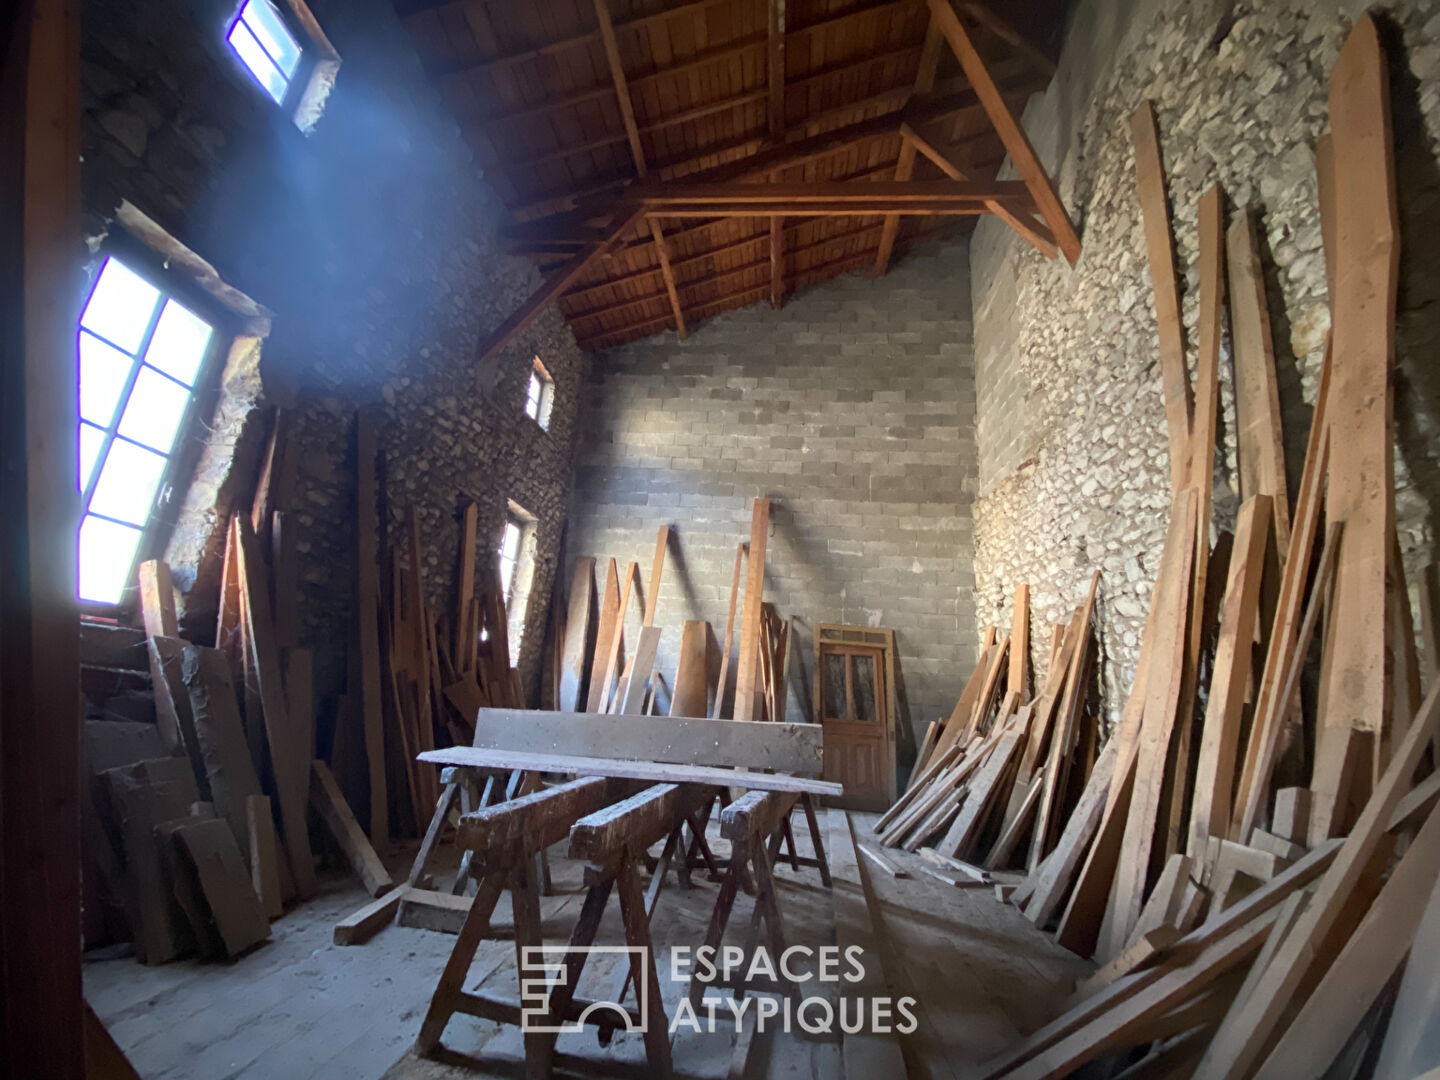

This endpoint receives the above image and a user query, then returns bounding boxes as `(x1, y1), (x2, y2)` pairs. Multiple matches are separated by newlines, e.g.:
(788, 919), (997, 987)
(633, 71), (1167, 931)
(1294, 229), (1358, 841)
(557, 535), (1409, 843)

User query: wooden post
(734, 499), (772, 722)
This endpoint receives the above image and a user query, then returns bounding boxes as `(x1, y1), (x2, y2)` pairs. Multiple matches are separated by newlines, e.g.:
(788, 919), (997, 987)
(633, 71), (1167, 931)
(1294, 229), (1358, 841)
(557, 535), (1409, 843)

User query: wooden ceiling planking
(393, 0), (1069, 350)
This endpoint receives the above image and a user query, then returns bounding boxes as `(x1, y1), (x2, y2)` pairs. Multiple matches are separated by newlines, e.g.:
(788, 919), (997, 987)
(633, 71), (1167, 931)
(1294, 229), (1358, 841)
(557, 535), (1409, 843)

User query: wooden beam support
(767, 0), (786, 141)
(769, 215), (784, 309)
(874, 17), (942, 276)
(475, 205), (646, 367)
(902, 120), (1058, 258)
(926, 0), (1080, 263)
(734, 499), (772, 723)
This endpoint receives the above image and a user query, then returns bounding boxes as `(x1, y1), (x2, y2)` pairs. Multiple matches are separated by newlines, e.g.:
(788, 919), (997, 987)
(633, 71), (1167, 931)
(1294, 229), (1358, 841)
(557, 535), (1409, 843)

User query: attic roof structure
(395, 0), (1076, 353)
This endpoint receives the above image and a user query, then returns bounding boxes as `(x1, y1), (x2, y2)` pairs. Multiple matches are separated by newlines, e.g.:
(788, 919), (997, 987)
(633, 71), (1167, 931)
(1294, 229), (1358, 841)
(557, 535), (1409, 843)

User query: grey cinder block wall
(567, 239), (979, 773)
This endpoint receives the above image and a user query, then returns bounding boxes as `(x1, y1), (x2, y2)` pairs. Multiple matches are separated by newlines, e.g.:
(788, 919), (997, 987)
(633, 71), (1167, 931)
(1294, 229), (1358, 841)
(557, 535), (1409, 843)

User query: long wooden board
(587, 559), (622, 713)
(419, 746), (842, 797)
(733, 499), (771, 722)
(670, 620), (710, 717)
(559, 557), (597, 712)
(467, 708), (823, 773)
(711, 542), (746, 719)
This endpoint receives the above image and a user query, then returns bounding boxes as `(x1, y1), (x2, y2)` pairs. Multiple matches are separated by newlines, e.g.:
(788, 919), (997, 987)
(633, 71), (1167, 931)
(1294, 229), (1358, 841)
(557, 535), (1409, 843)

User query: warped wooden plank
(670, 620), (710, 717)
(560, 557), (597, 712)
(587, 558), (622, 713)
(1230, 341), (1333, 841)
(467, 708), (823, 773)
(420, 746), (842, 797)
(311, 759), (392, 897)
(235, 515), (316, 897)
(734, 499), (771, 722)
(1192, 659), (1440, 1079)
(1311, 8), (1399, 838)
(1253, 787), (1440, 1080)
(1227, 211), (1292, 550)
(1130, 99), (1191, 491)
(711, 542), (746, 718)
(1100, 489), (1197, 960)
(354, 413), (387, 847)
(1188, 494), (1272, 857)
(926, 0), (1080, 262)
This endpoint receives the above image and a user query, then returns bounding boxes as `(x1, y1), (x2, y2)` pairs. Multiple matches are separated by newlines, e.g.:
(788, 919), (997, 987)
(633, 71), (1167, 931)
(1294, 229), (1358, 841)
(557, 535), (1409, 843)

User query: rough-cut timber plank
(1027, 740), (1117, 929)
(467, 708), (823, 773)
(1130, 99), (1192, 492)
(927, 0), (1079, 262)
(1188, 494), (1272, 857)
(595, 561), (638, 714)
(1373, 849), (1440, 1079)
(1192, 666), (1440, 1079)
(1010, 583), (1031, 699)
(643, 525), (670, 626)
(137, 559), (177, 638)
(311, 759), (392, 896)
(560, 557), (597, 712)
(236, 515), (316, 896)
(458, 776), (618, 854)
(354, 413), (387, 848)
(173, 818), (270, 958)
(734, 499), (771, 723)
(1101, 489), (1197, 960)
(181, 644), (264, 860)
(670, 620), (710, 717)
(711, 542), (746, 719)
(941, 727), (1024, 859)
(619, 625), (661, 714)
(334, 886), (407, 946)
(420, 746), (842, 797)
(1227, 211), (1292, 550)
(1312, 17), (1399, 839)
(148, 635), (206, 787)
(246, 794), (283, 919)
(1253, 787), (1440, 1079)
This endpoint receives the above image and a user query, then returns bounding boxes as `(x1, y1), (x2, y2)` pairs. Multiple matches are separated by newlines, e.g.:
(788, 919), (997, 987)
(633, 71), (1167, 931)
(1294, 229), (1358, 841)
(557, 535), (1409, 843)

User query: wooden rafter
(901, 121), (1057, 258)
(770, 214), (784, 309)
(927, 0), (1081, 263)
(873, 16), (943, 276)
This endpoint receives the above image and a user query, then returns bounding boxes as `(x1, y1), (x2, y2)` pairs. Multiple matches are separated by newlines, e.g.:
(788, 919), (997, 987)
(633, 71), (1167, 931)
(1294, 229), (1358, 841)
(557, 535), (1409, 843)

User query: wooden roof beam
(474, 205), (647, 367)
(957, 2), (1057, 78)
(927, 0), (1081, 263)
(901, 121), (1057, 257)
(874, 15), (943, 276)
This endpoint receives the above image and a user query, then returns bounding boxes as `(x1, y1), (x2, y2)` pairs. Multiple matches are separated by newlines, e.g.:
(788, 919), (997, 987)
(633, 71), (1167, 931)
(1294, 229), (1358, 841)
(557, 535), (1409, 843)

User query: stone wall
(80, 0), (584, 700)
(970, 0), (1440, 726)
(567, 239), (977, 772)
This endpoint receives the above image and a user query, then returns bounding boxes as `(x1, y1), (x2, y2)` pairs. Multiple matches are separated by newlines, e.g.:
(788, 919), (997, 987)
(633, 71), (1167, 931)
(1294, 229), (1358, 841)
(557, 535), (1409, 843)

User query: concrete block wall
(567, 238), (979, 773)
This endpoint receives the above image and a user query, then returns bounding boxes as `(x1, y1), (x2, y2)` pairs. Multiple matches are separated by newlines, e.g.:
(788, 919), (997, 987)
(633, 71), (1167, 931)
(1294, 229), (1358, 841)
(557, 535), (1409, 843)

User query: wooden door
(818, 644), (893, 810)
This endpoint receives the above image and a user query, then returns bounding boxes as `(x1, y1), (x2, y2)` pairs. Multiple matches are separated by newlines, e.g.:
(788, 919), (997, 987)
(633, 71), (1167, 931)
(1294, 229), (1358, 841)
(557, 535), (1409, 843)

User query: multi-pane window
(499, 518), (524, 605)
(525, 358), (555, 431)
(228, 0), (303, 105)
(78, 257), (215, 605)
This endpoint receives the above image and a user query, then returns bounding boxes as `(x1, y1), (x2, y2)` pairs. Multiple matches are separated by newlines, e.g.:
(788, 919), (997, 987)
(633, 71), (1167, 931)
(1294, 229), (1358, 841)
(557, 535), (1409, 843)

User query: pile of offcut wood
(881, 15), (1440, 1077)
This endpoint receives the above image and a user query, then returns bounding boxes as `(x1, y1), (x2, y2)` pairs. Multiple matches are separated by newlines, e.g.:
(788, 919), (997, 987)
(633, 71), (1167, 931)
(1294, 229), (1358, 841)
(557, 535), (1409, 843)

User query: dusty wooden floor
(86, 811), (1091, 1080)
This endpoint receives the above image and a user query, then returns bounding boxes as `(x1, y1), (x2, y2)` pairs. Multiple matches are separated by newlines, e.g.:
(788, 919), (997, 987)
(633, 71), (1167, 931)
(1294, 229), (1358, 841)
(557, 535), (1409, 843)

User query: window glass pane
(242, 0), (302, 78)
(144, 299), (213, 385)
(89, 440), (167, 526)
(853, 655), (877, 723)
(79, 330), (136, 425)
(822, 653), (848, 720)
(118, 367), (191, 454)
(525, 374), (542, 419)
(501, 523), (522, 561)
(500, 555), (516, 597)
(228, 20), (288, 103)
(78, 514), (144, 604)
(81, 257), (161, 354)
(79, 423), (105, 491)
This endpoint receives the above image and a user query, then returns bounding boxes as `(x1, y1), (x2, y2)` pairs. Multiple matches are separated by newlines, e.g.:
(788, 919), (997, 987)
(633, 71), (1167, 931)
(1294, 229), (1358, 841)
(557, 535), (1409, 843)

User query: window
(499, 517), (523, 605)
(525, 357), (555, 431)
(228, 0), (303, 105)
(78, 256), (217, 605)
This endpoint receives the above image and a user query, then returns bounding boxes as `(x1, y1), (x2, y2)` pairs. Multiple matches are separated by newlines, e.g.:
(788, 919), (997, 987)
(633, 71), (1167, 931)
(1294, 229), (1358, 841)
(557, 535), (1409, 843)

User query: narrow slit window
(525, 357), (555, 431)
(229, 0), (303, 105)
(77, 256), (216, 605)
(499, 518), (523, 605)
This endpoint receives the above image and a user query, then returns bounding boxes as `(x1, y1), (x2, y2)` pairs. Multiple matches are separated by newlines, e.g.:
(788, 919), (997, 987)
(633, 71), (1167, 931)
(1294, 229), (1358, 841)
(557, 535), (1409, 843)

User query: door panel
(819, 644), (891, 810)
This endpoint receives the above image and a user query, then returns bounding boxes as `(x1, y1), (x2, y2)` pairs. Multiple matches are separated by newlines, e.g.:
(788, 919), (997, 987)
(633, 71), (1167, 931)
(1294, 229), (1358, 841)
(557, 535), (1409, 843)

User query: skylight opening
(228, 0), (303, 105)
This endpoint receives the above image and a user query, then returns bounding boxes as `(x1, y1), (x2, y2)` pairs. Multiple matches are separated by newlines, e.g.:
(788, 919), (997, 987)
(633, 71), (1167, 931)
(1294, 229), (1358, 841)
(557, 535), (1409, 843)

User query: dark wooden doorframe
(2, 0), (84, 1075)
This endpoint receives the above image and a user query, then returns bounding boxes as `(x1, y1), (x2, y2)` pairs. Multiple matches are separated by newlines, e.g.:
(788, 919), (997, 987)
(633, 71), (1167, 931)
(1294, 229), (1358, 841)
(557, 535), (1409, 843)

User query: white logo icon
(519, 945), (648, 1035)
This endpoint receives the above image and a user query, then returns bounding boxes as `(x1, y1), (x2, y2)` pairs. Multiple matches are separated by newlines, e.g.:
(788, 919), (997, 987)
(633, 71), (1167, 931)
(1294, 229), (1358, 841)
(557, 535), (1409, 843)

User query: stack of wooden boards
(901, 17), (1440, 1078)
(83, 414), (394, 963)
(556, 498), (797, 725)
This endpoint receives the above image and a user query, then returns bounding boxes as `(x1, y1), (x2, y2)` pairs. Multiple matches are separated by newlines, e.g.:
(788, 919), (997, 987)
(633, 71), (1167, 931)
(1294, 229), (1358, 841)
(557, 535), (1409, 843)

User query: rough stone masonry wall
(80, 0), (584, 702)
(970, 0), (1440, 727)
(568, 239), (977, 769)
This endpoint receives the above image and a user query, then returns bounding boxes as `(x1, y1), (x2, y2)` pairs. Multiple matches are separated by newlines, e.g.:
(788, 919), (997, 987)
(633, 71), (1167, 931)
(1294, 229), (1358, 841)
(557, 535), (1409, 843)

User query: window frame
(225, 0), (341, 133)
(77, 235), (234, 615)
(227, 0), (312, 111)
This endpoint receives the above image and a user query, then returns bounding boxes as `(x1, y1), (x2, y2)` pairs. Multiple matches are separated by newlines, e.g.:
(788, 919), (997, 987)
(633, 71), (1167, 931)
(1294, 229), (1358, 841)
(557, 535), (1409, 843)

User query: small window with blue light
(228, 0), (303, 105)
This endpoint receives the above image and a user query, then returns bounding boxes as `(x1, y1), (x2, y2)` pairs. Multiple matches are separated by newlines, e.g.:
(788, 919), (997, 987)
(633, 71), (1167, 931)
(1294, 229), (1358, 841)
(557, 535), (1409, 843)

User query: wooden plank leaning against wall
(1, 0), (84, 1075)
